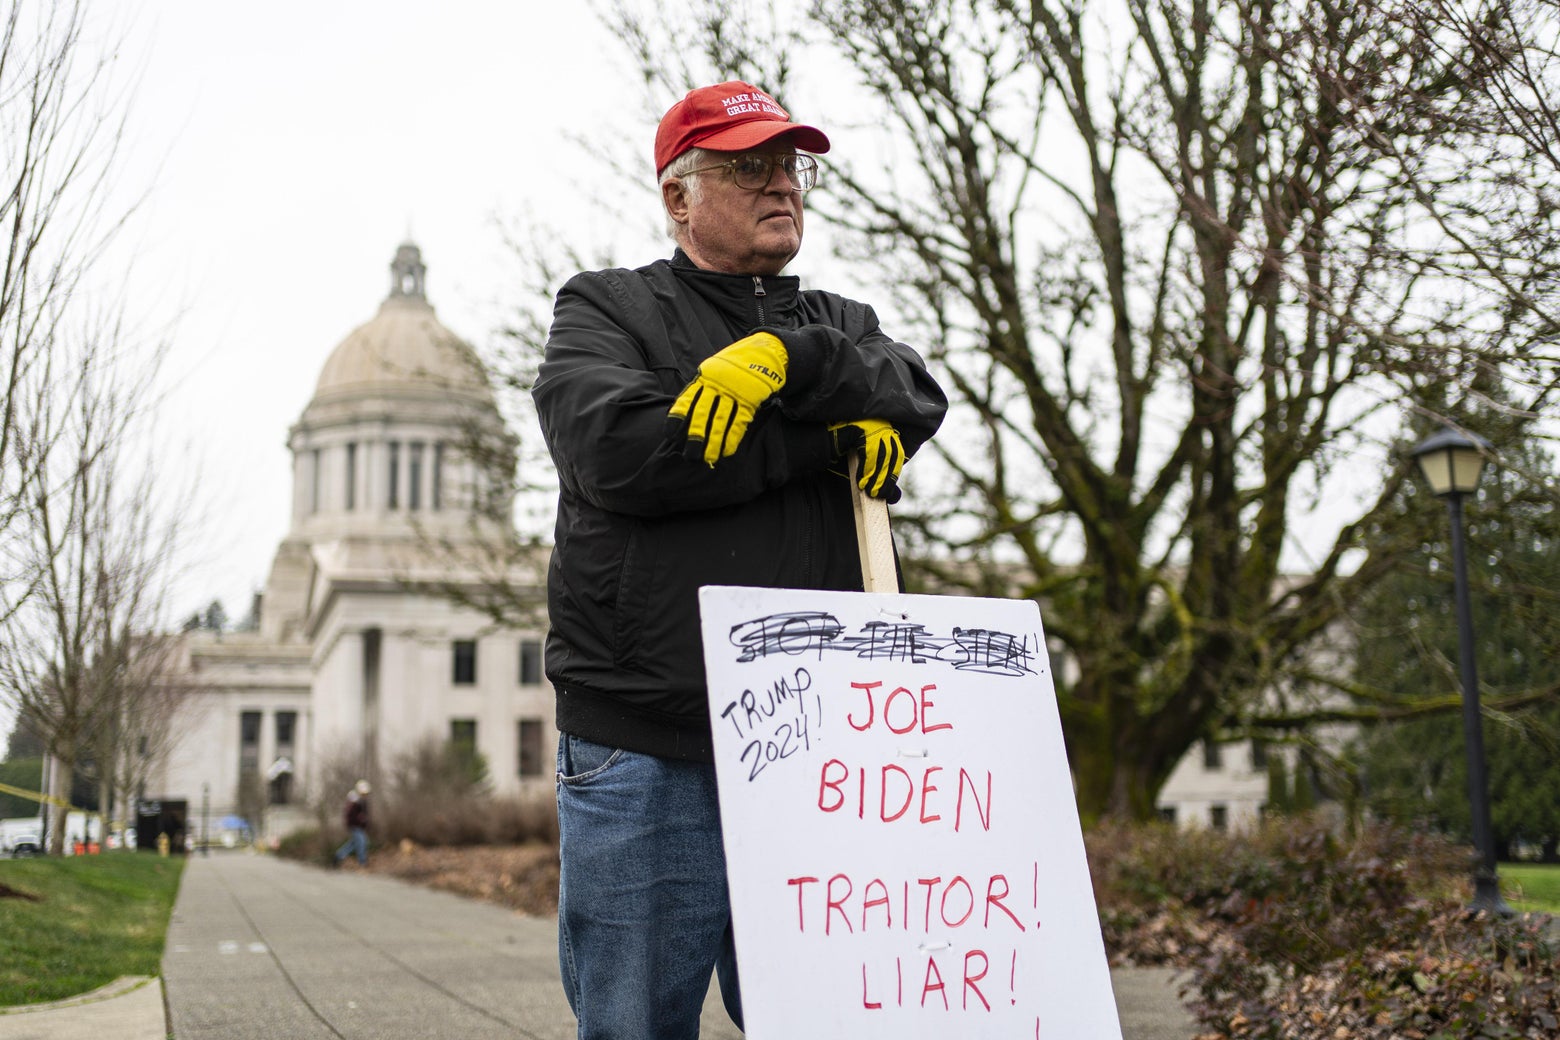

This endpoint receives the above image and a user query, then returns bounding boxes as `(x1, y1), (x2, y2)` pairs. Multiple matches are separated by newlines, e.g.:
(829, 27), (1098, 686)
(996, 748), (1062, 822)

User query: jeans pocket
(557, 733), (622, 785)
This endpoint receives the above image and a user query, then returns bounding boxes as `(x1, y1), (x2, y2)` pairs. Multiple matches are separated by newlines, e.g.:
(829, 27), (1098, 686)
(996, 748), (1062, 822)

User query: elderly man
(533, 80), (947, 1038)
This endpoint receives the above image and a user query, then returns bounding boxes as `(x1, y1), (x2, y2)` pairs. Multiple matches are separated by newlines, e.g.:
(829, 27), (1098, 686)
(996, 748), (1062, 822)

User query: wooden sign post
(700, 584), (1123, 1038)
(848, 455), (898, 593)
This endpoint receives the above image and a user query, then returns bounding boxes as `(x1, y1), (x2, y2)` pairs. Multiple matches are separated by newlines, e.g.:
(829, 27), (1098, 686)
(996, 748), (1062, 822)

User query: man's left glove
(667, 332), (788, 466)
(830, 419), (905, 504)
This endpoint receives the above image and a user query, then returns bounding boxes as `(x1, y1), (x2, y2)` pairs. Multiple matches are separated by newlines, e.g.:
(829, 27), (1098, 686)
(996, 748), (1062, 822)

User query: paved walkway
(2, 851), (1198, 1038)
(0, 975), (164, 1040)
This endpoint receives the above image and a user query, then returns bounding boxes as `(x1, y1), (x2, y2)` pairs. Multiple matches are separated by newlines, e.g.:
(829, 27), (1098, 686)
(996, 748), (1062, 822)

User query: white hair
(658, 146), (716, 241)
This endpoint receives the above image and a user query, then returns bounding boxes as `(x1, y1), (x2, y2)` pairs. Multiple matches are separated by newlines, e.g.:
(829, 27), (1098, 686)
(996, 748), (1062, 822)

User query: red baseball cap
(655, 80), (830, 175)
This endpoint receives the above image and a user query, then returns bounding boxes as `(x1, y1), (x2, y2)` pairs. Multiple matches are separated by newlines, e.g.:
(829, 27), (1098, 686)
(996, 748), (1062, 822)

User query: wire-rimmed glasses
(684, 153), (820, 192)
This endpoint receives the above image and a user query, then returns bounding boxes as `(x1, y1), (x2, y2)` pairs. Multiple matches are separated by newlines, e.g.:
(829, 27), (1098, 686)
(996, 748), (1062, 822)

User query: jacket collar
(669, 249), (799, 286)
(666, 249), (802, 329)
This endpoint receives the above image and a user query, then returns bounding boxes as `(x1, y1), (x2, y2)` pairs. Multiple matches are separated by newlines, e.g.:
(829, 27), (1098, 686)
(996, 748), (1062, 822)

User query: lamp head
(1411, 428), (1492, 497)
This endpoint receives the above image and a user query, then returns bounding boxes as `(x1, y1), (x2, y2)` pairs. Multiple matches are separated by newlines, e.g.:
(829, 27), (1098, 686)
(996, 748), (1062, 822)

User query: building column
(291, 449), (310, 523)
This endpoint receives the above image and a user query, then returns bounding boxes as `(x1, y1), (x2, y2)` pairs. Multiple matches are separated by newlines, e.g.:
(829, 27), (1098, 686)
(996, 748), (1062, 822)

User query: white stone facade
(150, 244), (554, 840)
(1156, 737), (1274, 832)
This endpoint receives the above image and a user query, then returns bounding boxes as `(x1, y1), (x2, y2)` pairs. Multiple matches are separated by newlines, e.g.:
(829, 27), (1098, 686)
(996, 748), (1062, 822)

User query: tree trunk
(97, 769), (113, 851)
(46, 756), (73, 856)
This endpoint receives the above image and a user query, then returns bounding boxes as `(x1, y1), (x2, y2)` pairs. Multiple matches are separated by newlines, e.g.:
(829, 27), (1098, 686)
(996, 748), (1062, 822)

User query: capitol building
(149, 243), (554, 839)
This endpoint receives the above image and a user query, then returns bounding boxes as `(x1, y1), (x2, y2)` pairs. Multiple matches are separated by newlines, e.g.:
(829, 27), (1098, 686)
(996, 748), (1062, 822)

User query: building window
(453, 640), (477, 685)
(239, 711), (261, 777)
(345, 442), (357, 510)
(409, 441), (424, 510)
(269, 711), (297, 807)
(450, 717), (477, 749)
(519, 639), (543, 685)
(276, 711), (296, 749)
(518, 718), (544, 778)
(1202, 740), (1223, 770)
(1156, 806), (1177, 825)
(1209, 804), (1229, 832)
(432, 442), (444, 510)
(388, 441), (401, 508)
(1250, 738), (1268, 770)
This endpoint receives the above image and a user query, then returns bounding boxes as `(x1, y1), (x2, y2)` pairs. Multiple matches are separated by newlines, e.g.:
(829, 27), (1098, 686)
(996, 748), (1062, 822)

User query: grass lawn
(1502, 862), (1560, 914)
(0, 851), (185, 1007)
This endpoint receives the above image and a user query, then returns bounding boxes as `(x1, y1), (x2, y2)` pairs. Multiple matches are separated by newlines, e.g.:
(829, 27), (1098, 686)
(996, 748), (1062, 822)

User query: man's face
(664, 149), (806, 277)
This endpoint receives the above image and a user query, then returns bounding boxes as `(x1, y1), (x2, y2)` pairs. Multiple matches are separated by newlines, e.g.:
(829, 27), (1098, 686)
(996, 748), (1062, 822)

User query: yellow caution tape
(0, 780), (80, 812)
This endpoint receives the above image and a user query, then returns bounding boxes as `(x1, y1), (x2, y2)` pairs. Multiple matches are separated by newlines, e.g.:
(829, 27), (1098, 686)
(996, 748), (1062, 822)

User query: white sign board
(700, 585), (1122, 1039)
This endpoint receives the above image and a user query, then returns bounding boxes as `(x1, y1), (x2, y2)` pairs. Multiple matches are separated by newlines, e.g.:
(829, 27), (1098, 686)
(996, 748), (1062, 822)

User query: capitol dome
(281, 242), (515, 555)
(310, 242), (492, 406)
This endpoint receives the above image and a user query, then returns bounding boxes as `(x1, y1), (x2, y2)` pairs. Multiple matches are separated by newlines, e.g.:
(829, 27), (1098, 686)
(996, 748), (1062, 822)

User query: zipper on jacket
(752, 276), (766, 326)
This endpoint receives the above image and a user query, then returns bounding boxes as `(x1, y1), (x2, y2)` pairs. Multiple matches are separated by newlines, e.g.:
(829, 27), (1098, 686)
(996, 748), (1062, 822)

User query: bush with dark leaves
(1086, 817), (1559, 1039)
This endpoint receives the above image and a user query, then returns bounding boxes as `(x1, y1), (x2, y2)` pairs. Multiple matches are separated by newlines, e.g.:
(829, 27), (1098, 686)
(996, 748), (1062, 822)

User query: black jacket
(533, 251), (947, 762)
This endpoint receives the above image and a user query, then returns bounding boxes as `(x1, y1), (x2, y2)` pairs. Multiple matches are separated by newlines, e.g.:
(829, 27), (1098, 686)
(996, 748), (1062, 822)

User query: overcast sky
(109, 2), (669, 624)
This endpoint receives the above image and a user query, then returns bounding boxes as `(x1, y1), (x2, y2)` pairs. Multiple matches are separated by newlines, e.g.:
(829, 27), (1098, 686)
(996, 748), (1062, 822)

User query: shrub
(1086, 816), (1560, 1039)
(487, 793), (560, 846)
(274, 826), (333, 865)
(275, 737), (558, 862)
(1087, 818), (1230, 966)
(388, 736), (492, 802)
(373, 737), (555, 847)
(373, 789), (557, 848)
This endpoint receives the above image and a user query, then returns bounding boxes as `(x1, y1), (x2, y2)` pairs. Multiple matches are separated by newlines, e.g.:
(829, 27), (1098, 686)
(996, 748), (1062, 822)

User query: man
(534, 80), (947, 1038)
(333, 779), (370, 867)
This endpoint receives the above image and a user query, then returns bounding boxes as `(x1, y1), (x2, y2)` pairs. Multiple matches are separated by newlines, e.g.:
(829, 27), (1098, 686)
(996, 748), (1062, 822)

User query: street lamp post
(1410, 428), (1509, 915)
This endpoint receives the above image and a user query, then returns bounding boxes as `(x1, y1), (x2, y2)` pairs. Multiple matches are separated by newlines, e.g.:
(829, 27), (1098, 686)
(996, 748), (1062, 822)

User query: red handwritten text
(859, 949), (1003, 1011)
(817, 759), (992, 830)
(785, 872), (1027, 935)
(846, 681), (953, 735)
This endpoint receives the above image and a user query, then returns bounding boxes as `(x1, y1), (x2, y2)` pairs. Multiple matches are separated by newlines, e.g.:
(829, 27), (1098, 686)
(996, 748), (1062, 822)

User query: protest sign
(700, 584), (1122, 1039)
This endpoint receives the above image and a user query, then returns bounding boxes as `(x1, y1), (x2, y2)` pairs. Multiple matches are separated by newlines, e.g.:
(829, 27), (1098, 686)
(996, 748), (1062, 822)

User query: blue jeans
(335, 827), (368, 865)
(556, 733), (743, 1039)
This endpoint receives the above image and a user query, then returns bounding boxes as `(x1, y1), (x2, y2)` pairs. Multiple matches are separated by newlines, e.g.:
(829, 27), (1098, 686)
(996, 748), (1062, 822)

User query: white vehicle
(1, 816), (43, 856)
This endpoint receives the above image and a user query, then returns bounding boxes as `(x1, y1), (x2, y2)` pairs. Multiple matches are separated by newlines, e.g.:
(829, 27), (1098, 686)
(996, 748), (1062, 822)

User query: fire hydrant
(156, 832), (170, 857)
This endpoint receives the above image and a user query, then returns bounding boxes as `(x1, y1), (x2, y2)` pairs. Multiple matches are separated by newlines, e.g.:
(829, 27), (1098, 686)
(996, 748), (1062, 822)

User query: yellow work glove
(829, 419), (905, 504)
(667, 332), (788, 466)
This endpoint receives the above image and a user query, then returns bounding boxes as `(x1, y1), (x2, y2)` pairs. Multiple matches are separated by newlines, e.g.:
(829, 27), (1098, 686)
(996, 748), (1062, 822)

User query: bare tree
(405, 384), (550, 630)
(576, 0), (1560, 819)
(0, 2), (181, 851)
(0, 2), (138, 607)
(100, 633), (191, 830)
(81, 594), (191, 843)
(0, 339), (179, 852)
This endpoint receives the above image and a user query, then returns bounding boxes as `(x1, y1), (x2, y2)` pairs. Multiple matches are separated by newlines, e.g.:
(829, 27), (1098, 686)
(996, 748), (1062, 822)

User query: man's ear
(662, 178), (691, 226)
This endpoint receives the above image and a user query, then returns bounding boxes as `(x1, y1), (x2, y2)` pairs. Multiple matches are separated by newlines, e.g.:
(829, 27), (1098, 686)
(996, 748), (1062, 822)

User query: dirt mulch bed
(356, 841), (560, 917)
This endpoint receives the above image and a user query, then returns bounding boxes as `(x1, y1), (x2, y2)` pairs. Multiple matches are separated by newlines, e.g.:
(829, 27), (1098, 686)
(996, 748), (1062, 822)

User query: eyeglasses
(684, 153), (820, 192)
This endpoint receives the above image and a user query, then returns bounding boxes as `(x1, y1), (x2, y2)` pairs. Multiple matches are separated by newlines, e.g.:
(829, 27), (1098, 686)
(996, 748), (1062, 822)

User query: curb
(0, 975), (156, 1016)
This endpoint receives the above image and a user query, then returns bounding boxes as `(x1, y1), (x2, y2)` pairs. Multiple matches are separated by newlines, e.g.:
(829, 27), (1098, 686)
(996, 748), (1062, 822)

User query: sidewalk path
(163, 852), (584, 1040)
(0, 976), (164, 1040)
(159, 851), (1195, 1039)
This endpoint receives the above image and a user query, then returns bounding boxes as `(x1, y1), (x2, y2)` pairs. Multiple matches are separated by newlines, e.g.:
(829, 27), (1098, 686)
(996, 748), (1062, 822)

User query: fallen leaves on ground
(351, 841), (560, 916)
